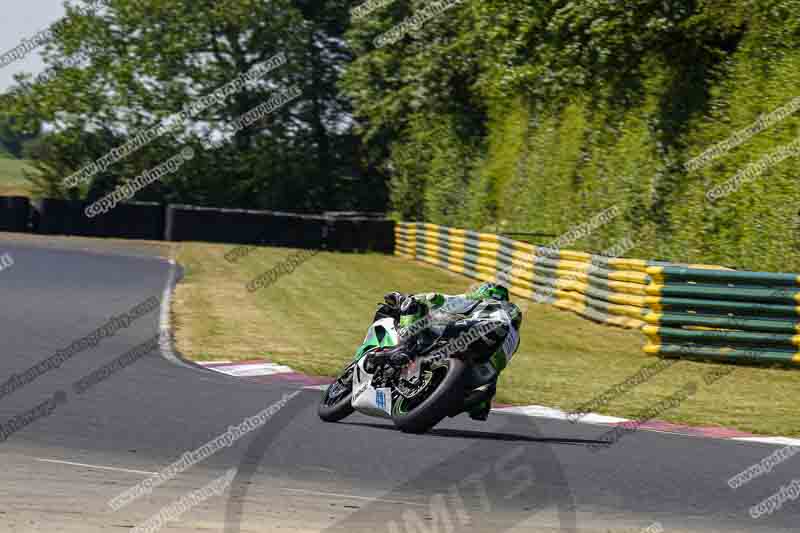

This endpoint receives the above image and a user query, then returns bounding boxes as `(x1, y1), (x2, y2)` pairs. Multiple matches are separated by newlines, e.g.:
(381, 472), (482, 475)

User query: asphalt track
(0, 237), (798, 532)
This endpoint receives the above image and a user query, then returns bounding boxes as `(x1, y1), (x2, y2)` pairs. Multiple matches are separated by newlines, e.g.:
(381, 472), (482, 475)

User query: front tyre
(318, 367), (355, 422)
(392, 358), (467, 434)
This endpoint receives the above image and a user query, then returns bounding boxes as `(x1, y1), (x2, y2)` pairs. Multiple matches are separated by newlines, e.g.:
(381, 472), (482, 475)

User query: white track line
(280, 487), (427, 507)
(33, 458), (156, 476)
(204, 363), (296, 377)
(493, 405), (629, 425)
(733, 437), (800, 447)
(159, 258), (193, 369)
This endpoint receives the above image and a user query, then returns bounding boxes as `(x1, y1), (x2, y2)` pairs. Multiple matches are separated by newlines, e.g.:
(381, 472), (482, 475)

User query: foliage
(344, 0), (800, 271)
(3, 0), (384, 211)
(4, 0), (800, 269)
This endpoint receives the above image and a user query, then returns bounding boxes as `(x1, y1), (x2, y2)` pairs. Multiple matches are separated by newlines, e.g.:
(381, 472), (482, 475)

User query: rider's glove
(367, 344), (411, 371)
(387, 345), (412, 367)
(373, 292), (407, 323)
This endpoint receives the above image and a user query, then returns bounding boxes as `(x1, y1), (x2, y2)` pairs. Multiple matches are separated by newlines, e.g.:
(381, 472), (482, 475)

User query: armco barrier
(0, 197), (394, 251)
(165, 204), (394, 252)
(34, 198), (164, 240)
(0, 196), (30, 233)
(643, 266), (800, 366)
(395, 222), (797, 368)
(395, 222), (653, 329)
(165, 205), (329, 247)
(328, 218), (395, 253)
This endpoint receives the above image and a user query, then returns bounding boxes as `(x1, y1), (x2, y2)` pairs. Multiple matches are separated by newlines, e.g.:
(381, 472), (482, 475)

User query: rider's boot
(467, 381), (496, 421)
(468, 399), (491, 421)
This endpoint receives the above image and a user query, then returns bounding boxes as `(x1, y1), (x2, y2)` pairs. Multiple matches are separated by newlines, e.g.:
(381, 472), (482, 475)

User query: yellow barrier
(394, 222), (651, 329)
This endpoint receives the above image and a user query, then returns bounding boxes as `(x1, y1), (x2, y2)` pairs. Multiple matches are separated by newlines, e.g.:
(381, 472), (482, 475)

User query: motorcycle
(318, 296), (521, 434)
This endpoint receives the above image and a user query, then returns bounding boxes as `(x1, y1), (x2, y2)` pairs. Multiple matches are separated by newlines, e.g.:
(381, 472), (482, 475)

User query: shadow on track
(341, 420), (609, 446)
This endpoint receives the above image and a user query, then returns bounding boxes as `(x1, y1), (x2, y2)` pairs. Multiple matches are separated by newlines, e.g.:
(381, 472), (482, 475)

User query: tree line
(3, 0), (800, 270)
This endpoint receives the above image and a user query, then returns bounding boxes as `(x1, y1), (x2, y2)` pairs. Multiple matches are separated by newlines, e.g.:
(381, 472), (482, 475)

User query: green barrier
(653, 266), (799, 286)
(644, 262), (800, 367)
(649, 296), (800, 317)
(653, 284), (800, 304)
(647, 344), (800, 365)
(646, 325), (799, 347)
(646, 312), (800, 333)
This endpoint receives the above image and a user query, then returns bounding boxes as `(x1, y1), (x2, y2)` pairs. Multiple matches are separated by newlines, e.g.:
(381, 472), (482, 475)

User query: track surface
(0, 238), (797, 532)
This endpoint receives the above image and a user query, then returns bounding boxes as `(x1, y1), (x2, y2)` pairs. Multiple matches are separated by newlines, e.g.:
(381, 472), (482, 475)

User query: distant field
(0, 158), (33, 197)
(172, 242), (800, 437)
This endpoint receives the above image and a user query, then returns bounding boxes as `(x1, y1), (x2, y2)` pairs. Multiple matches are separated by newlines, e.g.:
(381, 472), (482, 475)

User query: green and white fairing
(352, 317), (399, 362)
(350, 317), (400, 418)
(349, 296), (521, 418)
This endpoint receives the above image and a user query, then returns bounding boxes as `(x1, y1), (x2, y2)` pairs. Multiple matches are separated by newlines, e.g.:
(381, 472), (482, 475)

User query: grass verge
(169, 242), (800, 437)
(0, 159), (33, 197)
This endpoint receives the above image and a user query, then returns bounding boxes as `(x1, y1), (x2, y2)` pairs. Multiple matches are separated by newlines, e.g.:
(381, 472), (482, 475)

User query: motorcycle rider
(371, 282), (521, 421)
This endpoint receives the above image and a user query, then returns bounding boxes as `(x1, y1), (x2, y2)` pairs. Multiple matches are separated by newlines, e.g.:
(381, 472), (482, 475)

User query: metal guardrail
(395, 221), (800, 368)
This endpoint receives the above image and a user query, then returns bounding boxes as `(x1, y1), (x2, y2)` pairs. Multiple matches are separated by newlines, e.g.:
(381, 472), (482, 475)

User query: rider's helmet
(468, 282), (510, 302)
(398, 296), (428, 328)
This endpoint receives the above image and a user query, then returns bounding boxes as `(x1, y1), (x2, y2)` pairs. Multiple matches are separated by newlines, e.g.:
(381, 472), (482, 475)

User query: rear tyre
(318, 368), (355, 422)
(392, 358), (467, 434)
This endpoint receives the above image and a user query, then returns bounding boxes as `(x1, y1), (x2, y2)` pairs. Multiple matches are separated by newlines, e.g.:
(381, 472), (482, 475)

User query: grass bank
(0, 158), (33, 197)
(170, 242), (800, 437)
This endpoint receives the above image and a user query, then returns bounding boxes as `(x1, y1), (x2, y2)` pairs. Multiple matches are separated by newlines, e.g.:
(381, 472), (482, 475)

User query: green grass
(173, 242), (800, 437)
(0, 158), (33, 197)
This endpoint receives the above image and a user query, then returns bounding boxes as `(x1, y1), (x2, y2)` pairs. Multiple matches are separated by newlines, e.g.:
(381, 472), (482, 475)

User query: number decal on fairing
(502, 328), (519, 358)
(376, 390), (386, 409)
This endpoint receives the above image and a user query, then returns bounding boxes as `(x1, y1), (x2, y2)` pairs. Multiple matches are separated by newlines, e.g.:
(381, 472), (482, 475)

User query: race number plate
(502, 328), (520, 360)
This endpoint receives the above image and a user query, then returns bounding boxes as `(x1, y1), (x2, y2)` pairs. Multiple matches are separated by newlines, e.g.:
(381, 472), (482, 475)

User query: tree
(0, 102), (42, 159)
(4, 0), (381, 211)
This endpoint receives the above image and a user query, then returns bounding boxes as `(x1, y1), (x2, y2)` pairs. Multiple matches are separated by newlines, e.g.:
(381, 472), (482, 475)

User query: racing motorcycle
(318, 296), (521, 434)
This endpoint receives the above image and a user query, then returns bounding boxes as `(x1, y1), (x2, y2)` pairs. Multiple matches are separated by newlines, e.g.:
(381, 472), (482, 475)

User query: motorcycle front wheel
(392, 358), (467, 434)
(318, 365), (355, 422)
